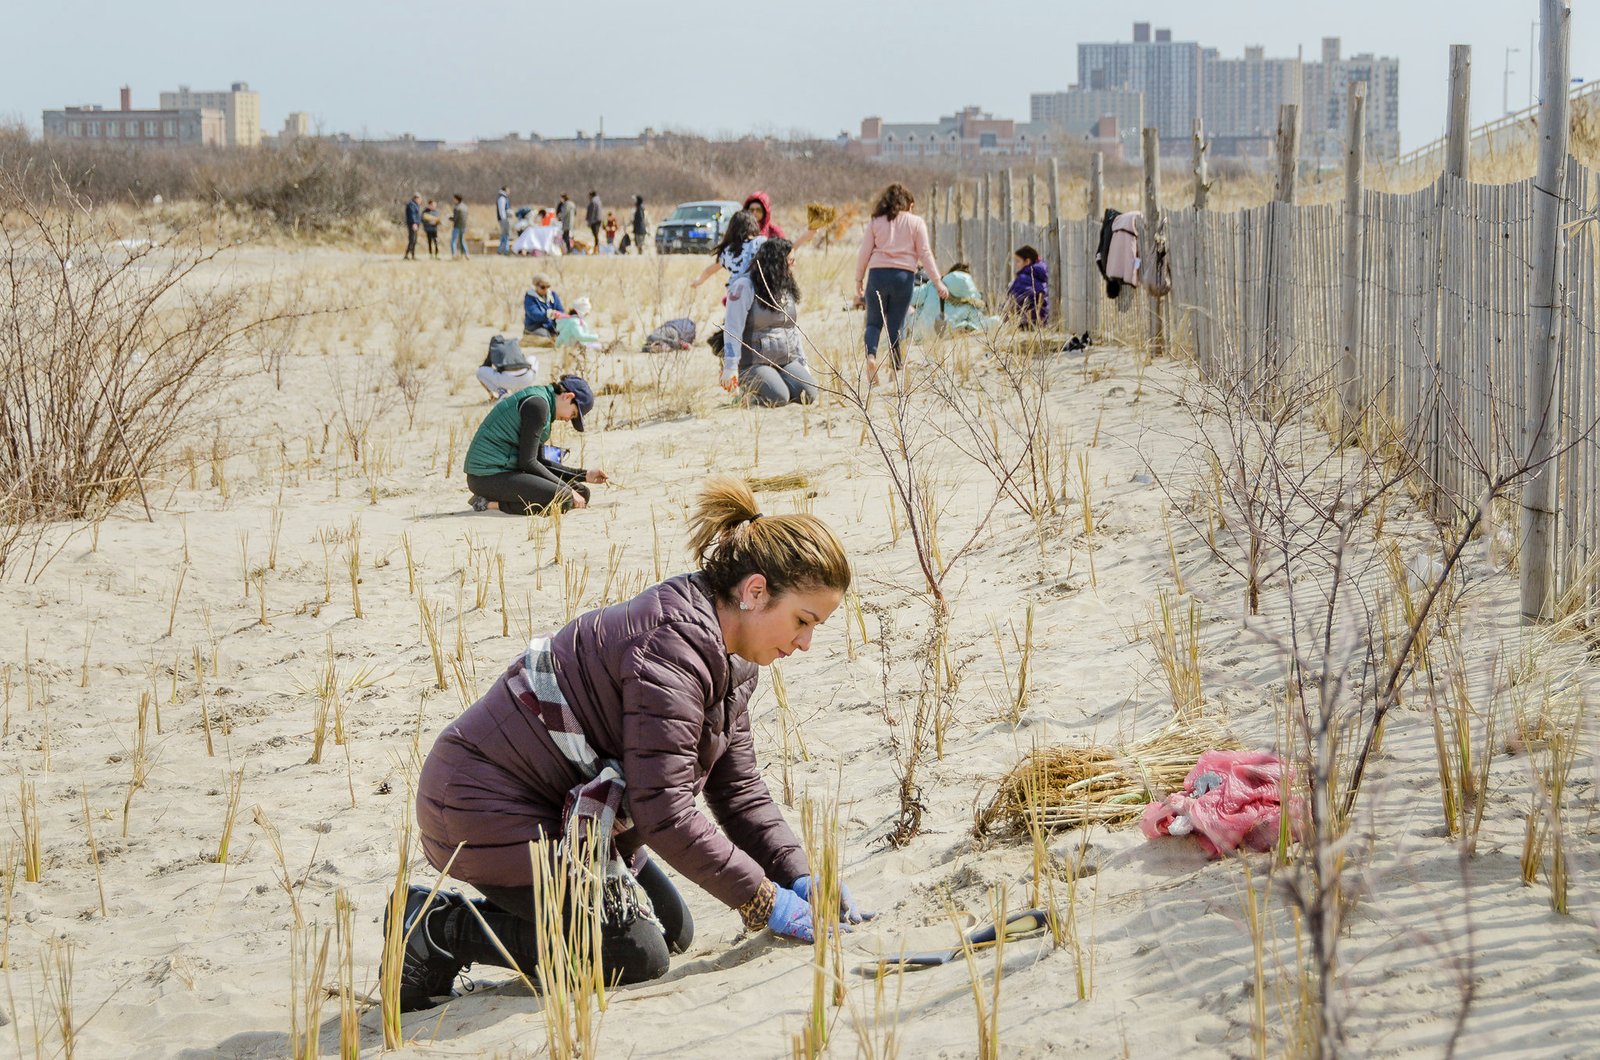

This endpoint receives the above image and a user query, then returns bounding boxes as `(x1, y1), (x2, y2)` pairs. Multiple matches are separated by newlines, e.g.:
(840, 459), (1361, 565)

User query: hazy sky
(5, 1), (1594, 153)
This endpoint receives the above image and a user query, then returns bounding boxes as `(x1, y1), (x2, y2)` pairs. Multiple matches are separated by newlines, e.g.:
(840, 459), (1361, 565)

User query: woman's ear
(739, 572), (769, 609)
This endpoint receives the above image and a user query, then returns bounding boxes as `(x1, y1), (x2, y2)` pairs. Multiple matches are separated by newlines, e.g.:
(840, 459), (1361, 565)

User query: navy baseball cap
(558, 374), (595, 432)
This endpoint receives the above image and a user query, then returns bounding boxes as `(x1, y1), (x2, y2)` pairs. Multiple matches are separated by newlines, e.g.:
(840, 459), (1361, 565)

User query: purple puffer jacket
(1007, 260), (1050, 325)
(416, 573), (808, 909)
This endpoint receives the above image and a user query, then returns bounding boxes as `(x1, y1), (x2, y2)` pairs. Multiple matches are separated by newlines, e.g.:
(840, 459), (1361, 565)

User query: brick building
(850, 106), (1060, 160)
(42, 86), (224, 147)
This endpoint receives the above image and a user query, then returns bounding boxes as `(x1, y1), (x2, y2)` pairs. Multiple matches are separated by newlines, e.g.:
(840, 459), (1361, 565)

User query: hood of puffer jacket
(742, 191), (785, 238)
(1018, 260), (1049, 287)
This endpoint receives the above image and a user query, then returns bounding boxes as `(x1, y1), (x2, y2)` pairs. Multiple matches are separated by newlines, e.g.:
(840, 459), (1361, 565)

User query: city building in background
(159, 83), (261, 147)
(42, 86), (224, 147)
(1077, 23), (1204, 149)
(280, 112), (311, 142)
(1300, 37), (1401, 162)
(1045, 23), (1399, 164)
(1201, 46), (1302, 161)
(848, 106), (1061, 160)
(1029, 88), (1144, 162)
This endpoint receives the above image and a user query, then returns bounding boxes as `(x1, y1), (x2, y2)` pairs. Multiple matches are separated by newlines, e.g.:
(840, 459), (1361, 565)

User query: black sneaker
(383, 885), (468, 1012)
(469, 495), (490, 513)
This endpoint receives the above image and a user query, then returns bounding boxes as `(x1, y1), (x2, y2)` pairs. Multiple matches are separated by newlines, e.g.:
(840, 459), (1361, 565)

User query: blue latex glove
(768, 885), (815, 942)
(792, 875), (875, 925)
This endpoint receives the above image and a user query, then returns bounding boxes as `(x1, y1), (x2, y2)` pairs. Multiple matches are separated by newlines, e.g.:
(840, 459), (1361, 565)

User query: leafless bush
(0, 170), (280, 546)
(1170, 339), (1595, 1055)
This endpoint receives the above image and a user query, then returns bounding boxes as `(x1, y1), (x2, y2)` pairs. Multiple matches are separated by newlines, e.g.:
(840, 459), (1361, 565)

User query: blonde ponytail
(689, 477), (851, 600)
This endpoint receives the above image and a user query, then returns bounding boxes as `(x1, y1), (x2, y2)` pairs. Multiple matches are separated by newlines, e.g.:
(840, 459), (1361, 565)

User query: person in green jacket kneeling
(464, 375), (607, 514)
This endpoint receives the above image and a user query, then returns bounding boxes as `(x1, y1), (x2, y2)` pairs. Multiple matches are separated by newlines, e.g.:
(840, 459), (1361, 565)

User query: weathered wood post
(1048, 157), (1066, 328)
(1428, 45), (1472, 507)
(1445, 45), (1473, 180)
(1141, 127), (1166, 356)
(956, 182), (967, 265)
(1028, 172), (1039, 228)
(1003, 169), (1016, 280)
(982, 173), (995, 304)
(1338, 81), (1368, 440)
(1264, 104), (1300, 404)
(1191, 117), (1209, 210)
(1521, 0), (1573, 623)
(1088, 151), (1105, 338)
(929, 182), (940, 260)
(934, 182), (947, 265)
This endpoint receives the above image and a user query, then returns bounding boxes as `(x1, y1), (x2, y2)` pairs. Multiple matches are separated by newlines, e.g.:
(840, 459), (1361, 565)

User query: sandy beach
(2, 242), (1597, 1059)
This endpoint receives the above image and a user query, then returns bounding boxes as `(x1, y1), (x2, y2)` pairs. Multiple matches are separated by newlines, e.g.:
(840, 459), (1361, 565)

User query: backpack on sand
(485, 334), (530, 370)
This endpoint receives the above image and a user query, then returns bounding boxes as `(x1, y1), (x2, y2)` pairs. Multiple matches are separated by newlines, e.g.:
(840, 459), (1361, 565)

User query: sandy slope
(1, 244), (1596, 1059)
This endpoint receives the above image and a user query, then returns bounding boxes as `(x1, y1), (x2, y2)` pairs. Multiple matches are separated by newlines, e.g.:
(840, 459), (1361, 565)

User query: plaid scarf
(508, 636), (643, 921)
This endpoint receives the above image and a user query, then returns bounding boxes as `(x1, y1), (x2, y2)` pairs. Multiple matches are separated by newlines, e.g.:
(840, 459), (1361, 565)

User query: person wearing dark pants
(390, 851), (691, 1008)
(862, 268), (915, 369)
(630, 194), (649, 254)
(496, 186), (511, 255)
(403, 193), (422, 260)
(557, 193), (576, 253)
(395, 477), (873, 1013)
(421, 200), (442, 258)
(462, 377), (604, 515)
(855, 182), (946, 384)
(585, 190), (602, 254)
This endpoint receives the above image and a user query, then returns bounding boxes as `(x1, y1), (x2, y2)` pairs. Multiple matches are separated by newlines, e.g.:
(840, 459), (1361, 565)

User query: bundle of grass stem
(974, 719), (1241, 839)
(746, 471), (811, 493)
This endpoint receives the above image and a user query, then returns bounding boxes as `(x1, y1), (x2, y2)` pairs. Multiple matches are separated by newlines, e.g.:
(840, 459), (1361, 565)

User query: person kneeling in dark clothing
(463, 375), (606, 514)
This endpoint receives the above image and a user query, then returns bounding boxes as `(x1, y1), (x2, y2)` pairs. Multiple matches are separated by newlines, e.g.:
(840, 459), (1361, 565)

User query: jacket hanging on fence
(1100, 210), (1142, 298)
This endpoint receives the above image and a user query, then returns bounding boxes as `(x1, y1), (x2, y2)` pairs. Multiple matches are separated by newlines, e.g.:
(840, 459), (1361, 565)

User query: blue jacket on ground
(1008, 260), (1049, 325)
(524, 288), (565, 332)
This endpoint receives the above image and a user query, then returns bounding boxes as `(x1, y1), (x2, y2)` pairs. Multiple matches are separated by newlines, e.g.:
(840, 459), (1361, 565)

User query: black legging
(440, 857), (692, 985)
(468, 473), (589, 515)
(864, 267), (916, 369)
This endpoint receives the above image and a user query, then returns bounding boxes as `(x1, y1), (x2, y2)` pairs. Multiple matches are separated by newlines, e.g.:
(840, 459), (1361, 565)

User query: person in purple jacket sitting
(1007, 245), (1050, 328)
(389, 477), (873, 1012)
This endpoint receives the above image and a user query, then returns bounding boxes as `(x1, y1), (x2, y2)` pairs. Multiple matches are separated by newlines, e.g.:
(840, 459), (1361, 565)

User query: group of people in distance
(405, 189), (650, 260)
(403, 194), (469, 260)
(389, 178), (1064, 1016)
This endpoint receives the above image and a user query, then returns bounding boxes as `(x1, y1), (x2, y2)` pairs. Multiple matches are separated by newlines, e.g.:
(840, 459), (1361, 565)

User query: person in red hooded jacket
(743, 192), (814, 250)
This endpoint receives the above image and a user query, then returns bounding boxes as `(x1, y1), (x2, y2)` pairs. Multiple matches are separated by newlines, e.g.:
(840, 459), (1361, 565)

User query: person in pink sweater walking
(855, 182), (947, 385)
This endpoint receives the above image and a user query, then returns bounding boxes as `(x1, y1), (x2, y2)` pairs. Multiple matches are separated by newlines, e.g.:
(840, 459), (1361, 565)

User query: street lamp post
(1505, 46), (1520, 115)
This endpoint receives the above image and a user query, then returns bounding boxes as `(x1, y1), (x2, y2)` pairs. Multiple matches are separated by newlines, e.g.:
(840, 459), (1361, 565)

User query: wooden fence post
(1142, 128), (1166, 356)
(1004, 169), (1016, 280)
(982, 173), (994, 304)
(1338, 82), (1368, 439)
(1274, 103), (1301, 205)
(1192, 118), (1209, 210)
(1088, 152), (1104, 338)
(1028, 173), (1039, 227)
(929, 181), (940, 260)
(1427, 45), (1472, 511)
(1048, 157), (1065, 328)
(1445, 45), (1473, 181)
(1521, 0), (1573, 623)
(934, 182), (947, 265)
(956, 183), (966, 265)
(1263, 104), (1300, 404)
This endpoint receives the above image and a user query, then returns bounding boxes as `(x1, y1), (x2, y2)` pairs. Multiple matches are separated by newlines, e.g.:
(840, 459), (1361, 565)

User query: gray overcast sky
(4, 1), (1594, 152)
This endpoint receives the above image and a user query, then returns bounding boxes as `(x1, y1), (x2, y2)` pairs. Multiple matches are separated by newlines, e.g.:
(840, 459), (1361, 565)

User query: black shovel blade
(863, 909), (1050, 977)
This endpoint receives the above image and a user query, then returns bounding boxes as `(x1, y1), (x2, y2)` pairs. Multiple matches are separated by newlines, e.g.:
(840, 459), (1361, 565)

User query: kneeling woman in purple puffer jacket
(394, 477), (869, 1011)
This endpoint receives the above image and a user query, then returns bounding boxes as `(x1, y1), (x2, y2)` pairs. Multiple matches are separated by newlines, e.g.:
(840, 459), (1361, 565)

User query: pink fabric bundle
(1139, 750), (1297, 857)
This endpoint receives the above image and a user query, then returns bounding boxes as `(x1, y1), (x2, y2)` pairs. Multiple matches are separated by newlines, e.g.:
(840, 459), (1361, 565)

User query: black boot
(383, 885), (470, 1012)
